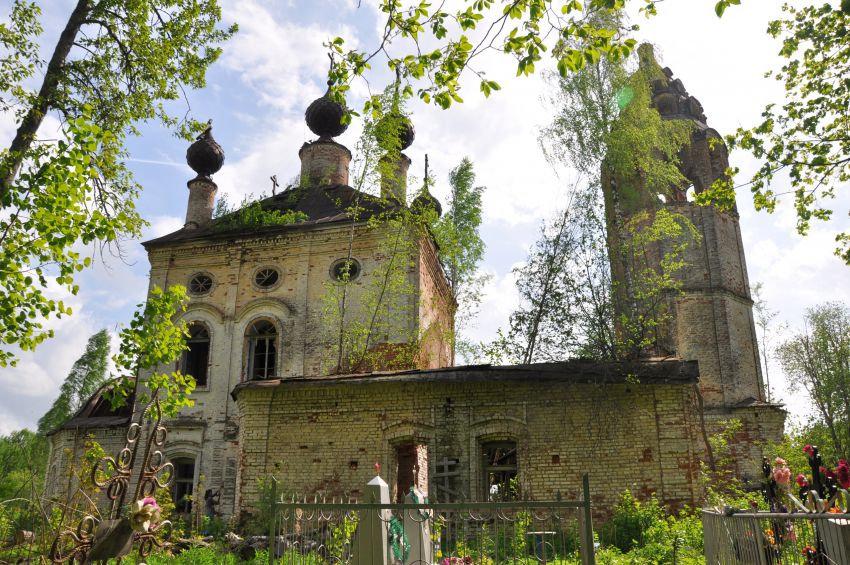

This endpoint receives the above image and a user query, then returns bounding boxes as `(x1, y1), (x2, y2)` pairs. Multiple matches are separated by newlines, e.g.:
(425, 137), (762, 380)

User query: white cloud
(213, 114), (310, 202)
(220, 0), (360, 112)
(149, 215), (186, 238)
(461, 265), (521, 347)
(0, 412), (24, 437)
(407, 70), (567, 226)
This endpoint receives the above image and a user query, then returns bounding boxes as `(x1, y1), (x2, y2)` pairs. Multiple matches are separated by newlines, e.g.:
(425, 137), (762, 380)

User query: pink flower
(773, 466), (791, 486)
(796, 474), (809, 487)
(804, 444), (815, 458)
(775, 457), (787, 466)
(440, 558), (472, 565)
(129, 497), (161, 533)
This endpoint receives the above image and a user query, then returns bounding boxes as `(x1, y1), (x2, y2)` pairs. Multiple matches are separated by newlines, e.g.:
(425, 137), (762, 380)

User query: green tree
(474, 179), (613, 364)
(709, 3), (850, 263)
(324, 0), (733, 113)
(0, 0), (235, 367)
(320, 94), (426, 373)
(482, 40), (698, 364)
(777, 301), (850, 459)
(0, 287), (189, 559)
(36, 329), (110, 435)
(769, 421), (840, 480)
(432, 158), (487, 358)
(491, 189), (585, 364)
(325, 0), (850, 265)
(0, 429), (48, 503)
(108, 285), (195, 417)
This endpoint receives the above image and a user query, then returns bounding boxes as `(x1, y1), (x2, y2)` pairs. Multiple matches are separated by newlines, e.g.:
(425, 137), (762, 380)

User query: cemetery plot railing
(267, 478), (595, 564)
(703, 509), (850, 564)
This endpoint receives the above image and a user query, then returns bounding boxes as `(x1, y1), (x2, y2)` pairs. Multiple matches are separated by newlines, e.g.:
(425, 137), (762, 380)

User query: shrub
(601, 490), (665, 552)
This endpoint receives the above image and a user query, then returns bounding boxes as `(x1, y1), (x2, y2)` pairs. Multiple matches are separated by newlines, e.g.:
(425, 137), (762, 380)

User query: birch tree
(0, 0), (234, 366)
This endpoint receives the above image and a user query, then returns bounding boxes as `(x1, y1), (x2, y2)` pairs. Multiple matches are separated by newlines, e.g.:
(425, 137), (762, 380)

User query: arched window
(482, 441), (517, 501)
(171, 457), (196, 514)
(246, 320), (277, 380)
(182, 323), (210, 388)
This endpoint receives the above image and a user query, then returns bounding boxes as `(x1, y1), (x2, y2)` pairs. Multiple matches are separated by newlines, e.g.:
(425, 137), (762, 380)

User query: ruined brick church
(45, 46), (785, 522)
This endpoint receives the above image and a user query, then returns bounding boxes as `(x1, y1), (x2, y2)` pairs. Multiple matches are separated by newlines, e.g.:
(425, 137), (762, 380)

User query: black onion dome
(377, 110), (415, 151)
(186, 122), (224, 180)
(412, 190), (442, 217)
(305, 84), (349, 139)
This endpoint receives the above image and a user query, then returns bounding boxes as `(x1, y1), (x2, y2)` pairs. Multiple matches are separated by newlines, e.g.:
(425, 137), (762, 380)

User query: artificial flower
(837, 460), (850, 488)
(764, 528), (776, 545)
(129, 497), (161, 533)
(773, 466), (791, 486)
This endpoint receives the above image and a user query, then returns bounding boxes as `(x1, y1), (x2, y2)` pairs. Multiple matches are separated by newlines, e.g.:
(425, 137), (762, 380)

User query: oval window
(254, 268), (280, 288)
(330, 258), (361, 282)
(188, 273), (213, 295)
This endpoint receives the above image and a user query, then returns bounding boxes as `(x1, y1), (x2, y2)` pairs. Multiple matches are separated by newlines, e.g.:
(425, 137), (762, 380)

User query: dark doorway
(396, 443), (416, 503)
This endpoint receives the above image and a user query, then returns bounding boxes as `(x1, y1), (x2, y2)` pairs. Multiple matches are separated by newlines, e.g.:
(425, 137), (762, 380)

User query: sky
(1, 0), (848, 434)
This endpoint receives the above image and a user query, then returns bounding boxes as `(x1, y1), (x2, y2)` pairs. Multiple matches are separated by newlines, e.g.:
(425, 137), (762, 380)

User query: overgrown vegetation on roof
(212, 194), (308, 232)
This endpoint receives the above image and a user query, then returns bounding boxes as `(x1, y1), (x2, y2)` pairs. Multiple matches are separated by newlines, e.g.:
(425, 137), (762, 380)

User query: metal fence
(703, 509), (850, 564)
(266, 476), (596, 565)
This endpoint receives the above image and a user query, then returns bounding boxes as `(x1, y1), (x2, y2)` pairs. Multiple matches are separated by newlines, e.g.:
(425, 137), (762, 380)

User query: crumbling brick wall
(234, 375), (707, 521)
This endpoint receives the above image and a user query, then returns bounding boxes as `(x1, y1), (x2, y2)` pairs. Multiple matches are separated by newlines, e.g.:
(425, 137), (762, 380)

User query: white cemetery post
(352, 475), (390, 565)
(402, 488), (433, 565)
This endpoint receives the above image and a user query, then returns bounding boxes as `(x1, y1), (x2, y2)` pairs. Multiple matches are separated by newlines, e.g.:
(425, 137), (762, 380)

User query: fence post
(579, 474), (596, 565)
(268, 476), (278, 565)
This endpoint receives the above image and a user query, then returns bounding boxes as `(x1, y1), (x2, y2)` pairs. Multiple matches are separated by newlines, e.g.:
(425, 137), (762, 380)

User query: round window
(254, 267), (280, 289)
(188, 273), (214, 295)
(330, 258), (361, 282)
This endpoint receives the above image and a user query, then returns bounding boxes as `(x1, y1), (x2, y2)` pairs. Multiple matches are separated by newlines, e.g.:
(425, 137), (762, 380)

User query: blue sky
(1, 0), (848, 433)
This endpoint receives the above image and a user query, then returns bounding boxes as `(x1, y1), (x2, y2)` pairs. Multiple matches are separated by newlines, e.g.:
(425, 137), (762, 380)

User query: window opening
(254, 268), (280, 288)
(182, 323), (210, 387)
(330, 258), (361, 282)
(188, 273), (213, 295)
(171, 457), (195, 514)
(482, 441), (517, 501)
(246, 320), (277, 380)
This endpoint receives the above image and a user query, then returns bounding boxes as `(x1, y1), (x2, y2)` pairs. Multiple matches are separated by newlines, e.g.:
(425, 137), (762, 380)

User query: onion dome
(412, 189), (442, 217)
(186, 121), (224, 180)
(377, 110), (415, 151)
(305, 81), (349, 139)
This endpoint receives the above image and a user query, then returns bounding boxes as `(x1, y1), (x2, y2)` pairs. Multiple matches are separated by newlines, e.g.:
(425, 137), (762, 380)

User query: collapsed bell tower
(603, 44), (785, 481)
